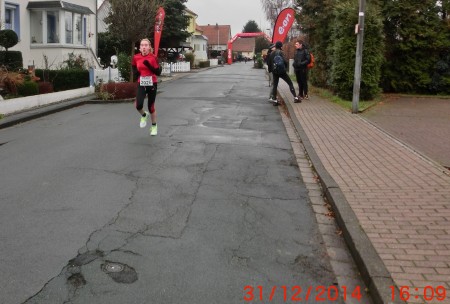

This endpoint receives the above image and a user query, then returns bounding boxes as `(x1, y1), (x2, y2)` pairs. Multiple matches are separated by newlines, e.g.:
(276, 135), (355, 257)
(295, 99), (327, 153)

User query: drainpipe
(95, 0), (98, 58)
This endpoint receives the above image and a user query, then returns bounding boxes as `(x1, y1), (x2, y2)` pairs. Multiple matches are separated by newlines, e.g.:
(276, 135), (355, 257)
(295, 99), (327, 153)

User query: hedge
(0, 51), (23, 71)
(35, 69), (89, 91)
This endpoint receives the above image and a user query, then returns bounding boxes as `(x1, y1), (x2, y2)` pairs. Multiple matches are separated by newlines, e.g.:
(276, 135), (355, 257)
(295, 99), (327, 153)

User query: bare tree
(260, 0), (294, 26)
(105, 0), (163, 80)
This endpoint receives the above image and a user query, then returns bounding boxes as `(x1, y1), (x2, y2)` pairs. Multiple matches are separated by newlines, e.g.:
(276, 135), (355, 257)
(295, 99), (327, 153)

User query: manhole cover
(101, 261), (138, 284)
(103, 262), (124, 273)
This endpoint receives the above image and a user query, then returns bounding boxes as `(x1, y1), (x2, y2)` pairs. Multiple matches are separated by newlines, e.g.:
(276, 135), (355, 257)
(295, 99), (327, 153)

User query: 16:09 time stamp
(391, 286), (448, 302)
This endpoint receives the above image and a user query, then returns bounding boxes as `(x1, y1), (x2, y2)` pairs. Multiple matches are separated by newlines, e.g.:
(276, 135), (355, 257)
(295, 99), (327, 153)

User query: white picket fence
(89, 62), (191, 85)
(92, 67), (122, 84)
(161, 62), (191, 76)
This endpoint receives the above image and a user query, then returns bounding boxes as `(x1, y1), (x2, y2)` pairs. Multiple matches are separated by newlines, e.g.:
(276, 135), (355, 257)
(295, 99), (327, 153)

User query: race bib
(140, 76), (153, 86)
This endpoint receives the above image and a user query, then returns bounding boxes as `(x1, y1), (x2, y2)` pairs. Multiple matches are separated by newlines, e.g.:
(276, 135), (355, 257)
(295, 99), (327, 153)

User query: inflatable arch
(227, 32), (271, 64)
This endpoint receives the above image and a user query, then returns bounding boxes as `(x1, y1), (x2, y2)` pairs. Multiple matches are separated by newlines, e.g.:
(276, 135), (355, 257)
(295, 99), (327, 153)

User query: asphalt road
(0, 63), (339, 303)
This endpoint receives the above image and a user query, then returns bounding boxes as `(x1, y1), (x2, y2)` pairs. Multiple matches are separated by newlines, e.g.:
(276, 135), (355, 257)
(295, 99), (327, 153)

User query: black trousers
(272, 72), (297, 99)
(295, 68), (308, 97)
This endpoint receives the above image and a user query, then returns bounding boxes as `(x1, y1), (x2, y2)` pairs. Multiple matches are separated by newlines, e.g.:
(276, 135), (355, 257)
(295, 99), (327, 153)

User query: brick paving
(361, 96), (450, 169)
(277, 82), (450, 304)
(280, 108), (373, 303)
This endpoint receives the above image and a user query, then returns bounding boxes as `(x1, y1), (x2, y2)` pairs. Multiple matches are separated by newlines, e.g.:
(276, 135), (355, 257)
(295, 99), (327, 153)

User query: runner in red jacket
(131, 38), (161, 136)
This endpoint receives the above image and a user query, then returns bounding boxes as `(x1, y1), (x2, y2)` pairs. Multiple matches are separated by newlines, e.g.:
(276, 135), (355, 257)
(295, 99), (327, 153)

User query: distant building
(198, 24), (231, 57)
(232, 37), (255, 59)
(97, 0), (110, 33)
(184, 8), (208, 64)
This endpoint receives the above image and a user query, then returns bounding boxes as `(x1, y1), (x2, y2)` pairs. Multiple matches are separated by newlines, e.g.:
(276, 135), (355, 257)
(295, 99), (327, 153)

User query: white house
(97, 0), (109, 33)
(0, 0), (101, 69)
(184, 8), (207, 63)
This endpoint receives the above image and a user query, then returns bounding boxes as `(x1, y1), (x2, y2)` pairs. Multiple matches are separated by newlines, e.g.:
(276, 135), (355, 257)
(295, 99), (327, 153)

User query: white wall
(188, 36), (208, 63)
(0, 87), (95, 116)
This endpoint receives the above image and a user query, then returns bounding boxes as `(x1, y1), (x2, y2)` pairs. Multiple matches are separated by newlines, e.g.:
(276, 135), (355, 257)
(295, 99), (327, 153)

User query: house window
(30, 10), (88, 45)
(30, 11), (43, 43)
(74, 14), (82, 45)
(47, 11), (60, 43)
(65, 11), (73, 44)
(5, 9), (13, 29)
(28, 2), (93, 46)
(5, 3), (20, 37)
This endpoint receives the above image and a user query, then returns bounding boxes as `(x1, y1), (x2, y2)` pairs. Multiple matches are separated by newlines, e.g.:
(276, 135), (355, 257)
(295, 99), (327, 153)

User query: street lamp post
(352, 0), (366, 114)
(216, 23), (219, 56)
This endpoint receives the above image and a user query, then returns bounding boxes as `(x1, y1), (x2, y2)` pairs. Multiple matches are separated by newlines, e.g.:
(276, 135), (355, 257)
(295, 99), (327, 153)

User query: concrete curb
(280, 91), (404, 304)
(0, 95), (94, 130)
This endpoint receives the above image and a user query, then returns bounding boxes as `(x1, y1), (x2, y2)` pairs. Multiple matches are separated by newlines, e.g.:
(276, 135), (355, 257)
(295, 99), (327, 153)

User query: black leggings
(272, 72), (297, 99)
(135, 83), (157, 113)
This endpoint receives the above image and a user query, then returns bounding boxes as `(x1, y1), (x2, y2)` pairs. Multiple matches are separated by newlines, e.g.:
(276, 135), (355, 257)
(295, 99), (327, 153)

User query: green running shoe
(150, 124), (158, 136)
(140, 111), (149, 128)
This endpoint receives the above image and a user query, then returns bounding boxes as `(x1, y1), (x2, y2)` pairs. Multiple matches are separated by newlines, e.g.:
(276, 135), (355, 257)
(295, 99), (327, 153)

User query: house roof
(194, 35), (208, 41)
(98, 0), (110, 12)
(198, 24), (231, 45)
(232, 37), (255, 52)
(27, 1), (94, 14)
(184, 8), (197, 17)
(195, 24), (203, 34)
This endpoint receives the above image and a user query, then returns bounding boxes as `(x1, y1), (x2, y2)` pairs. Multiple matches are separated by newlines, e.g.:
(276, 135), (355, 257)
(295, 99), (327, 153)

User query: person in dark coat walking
(293, 39), (310, 101)
(267, 41), (299, 106)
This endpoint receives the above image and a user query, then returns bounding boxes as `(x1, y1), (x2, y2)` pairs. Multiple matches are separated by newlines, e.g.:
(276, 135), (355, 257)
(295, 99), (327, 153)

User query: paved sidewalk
(277, 82), (450, 304)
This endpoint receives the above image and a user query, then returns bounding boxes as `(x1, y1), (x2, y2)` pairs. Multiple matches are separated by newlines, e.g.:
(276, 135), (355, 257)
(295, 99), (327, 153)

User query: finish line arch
(227, 32), (271, 64)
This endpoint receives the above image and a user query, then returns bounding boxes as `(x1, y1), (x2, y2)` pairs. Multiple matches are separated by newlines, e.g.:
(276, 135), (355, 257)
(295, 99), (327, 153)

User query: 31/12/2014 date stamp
(243, 285), (363, 302)
(243, 285), (449, 302)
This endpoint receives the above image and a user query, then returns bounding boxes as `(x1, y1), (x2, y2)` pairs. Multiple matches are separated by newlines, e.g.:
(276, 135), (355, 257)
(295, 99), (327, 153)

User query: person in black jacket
(266, 43), (275, 92)
(268, 41), (299, 106)
(293, 40), (310, 101)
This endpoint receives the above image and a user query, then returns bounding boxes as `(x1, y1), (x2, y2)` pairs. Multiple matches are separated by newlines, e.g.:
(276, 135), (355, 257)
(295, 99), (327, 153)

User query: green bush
(97, 32), (130, 67)
(0, 51), (23, 71)
(329, 1), (383, 100)
(17, 81), (39, 97)
(255, 57), (264, 69)
(117, 53), (131, 82)
(0, 29), (18, 51)
(198, 61), (210, 68)
(184, 53), (195, 69)
(62, 52), (86, 70)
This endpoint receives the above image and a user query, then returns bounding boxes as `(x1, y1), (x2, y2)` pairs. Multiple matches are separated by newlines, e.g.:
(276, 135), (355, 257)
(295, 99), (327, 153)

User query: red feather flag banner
(154, 7), (165, 57)
(272, 8), (296, 43)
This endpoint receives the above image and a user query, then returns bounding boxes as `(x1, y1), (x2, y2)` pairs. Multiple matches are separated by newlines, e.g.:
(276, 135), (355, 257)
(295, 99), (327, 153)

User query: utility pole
(352, 0), (366, 114)
(216, 23), (219, 54)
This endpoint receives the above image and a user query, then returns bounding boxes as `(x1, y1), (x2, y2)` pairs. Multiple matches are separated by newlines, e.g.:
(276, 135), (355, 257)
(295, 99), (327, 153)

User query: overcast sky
(186, 0), (271, 36)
